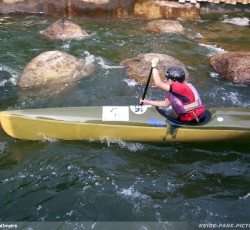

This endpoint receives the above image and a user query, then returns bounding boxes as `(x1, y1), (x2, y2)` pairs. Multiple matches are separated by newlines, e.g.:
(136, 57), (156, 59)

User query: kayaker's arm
(140, 98), (171, 107)
(151, 58), (171, 92)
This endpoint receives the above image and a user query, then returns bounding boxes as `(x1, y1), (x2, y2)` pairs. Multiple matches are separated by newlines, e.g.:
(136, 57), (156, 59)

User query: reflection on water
(0, 12), (250, 227)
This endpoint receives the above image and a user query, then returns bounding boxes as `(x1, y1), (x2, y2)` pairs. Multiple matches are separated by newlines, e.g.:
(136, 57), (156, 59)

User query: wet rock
(146, 20), (184, 33)
(19, 51), (95, 89)
(120, 53), (189, 85)
(134, 0), (200, 21)
(42, 19), (89, 41)
(209, 52), (250, 84)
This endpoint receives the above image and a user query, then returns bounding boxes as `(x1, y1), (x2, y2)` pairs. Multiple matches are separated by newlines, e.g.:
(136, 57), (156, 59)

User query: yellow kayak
(0, 106), (249, 142)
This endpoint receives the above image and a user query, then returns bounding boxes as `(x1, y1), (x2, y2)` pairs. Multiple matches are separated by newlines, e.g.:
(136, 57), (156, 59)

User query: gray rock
(146, 20), (184, 34)
(120, 53), (189, 85)
(42, 19), (89, 41)
(209, 52), (250, 84)
(19, 51), (95, 89)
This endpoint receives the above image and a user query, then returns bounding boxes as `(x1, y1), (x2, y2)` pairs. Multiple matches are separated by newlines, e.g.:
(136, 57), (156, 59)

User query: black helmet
(165, 67), (185, 83)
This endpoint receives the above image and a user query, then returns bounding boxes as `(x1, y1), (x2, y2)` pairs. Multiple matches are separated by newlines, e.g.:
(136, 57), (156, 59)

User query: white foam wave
(222, 17), (249, 26)
(96, 57), (123, 70)
(118, 141), (145, 152)
(101, 138), (144, 152)
(66, 210), (74, 217)
(124, 78), (138, 86)
(210, 72), (220, 79)
(118, 185), (151, 201)
(0, 65), (20, 86)
(117, 185), (152, 215)
(40, 136), (58, 143)
(0, 142), (8, 154)
(227, 92), (241, 105)
(240, 192), (250, 200)
(195, 33), (204, 39)
(61, 42), (71, 50)
(0, 79), (8, 87)
(82, 51), (95, 66)
(82, 51), (123, 70)
(199, 43), (226, 57)
(0, 16), (11, 23)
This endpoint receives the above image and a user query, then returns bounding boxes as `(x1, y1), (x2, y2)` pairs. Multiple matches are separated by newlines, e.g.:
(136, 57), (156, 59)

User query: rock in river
(120, 53), (189, 85)
(19, 51), (95, 89)
(209, 52), (250, 84)
(42, 19), (89, 41)
(146, 20), (184, 34)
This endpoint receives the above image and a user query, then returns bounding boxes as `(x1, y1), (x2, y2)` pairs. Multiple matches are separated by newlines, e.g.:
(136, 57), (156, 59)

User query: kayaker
(140, 58), (205, 123)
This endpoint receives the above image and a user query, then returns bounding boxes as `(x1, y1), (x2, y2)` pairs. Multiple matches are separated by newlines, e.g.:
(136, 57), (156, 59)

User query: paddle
(140, 67), (153, 105)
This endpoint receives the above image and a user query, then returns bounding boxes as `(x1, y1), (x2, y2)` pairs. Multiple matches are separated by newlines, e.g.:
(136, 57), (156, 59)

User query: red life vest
(167, 82), (205, 122)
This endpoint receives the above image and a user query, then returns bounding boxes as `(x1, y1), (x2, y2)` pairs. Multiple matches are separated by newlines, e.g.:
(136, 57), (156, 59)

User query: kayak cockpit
(156, 107), (212, 127)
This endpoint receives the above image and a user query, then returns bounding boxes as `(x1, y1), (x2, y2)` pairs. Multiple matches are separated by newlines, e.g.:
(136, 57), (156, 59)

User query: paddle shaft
(140, 67), (153, 105)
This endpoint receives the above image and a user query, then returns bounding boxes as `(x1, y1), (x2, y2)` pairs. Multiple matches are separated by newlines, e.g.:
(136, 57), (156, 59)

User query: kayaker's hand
(140, 99), (148, 105)
(151, 58), (159, 68)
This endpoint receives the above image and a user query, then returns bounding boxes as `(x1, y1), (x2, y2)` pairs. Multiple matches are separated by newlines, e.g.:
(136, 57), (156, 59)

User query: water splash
(118, 185), (152, 214)
(199, 43), (226, 57)
(222, 16), (249, 26)
(210, 72), (220, 79)
(240, 193), (250, 200)
(0, 65), (19, 86)
(101, 138), (144, 152)
(82, 51), (123, 70)
(124, 78), (138, 86)
(0, 142), (8, 155)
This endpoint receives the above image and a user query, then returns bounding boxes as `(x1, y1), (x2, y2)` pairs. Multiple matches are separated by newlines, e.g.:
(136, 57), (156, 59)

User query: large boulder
(146, 20), (184, 34)
(120, 53), (189, 85)
(209, 52), (250, 84)
(134, 0), (199, 21)
(19, 51), (95, 89)
(42, 19), (89, 41)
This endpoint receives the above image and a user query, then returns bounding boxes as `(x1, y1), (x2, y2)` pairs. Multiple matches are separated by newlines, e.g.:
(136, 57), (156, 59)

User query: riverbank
(0, 0), (249, 21)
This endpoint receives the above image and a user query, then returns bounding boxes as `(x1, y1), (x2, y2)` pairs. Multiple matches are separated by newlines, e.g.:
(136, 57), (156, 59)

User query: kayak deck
(0, 106), (249, 142)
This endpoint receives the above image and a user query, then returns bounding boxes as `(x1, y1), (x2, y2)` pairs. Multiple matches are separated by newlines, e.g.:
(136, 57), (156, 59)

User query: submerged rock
(146, 20), (184, 34)
(209, 52), (250, 84)
(42, 19), (89, 41)
(19, 51), (95, 89)
(120, 53), (189, 85)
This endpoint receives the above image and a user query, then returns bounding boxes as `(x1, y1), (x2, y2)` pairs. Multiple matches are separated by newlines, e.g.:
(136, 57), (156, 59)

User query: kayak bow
(0, 106), (249, 142)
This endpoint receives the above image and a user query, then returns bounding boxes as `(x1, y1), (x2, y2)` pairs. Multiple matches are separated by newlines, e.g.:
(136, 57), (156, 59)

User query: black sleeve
(169, 85), (172, 92)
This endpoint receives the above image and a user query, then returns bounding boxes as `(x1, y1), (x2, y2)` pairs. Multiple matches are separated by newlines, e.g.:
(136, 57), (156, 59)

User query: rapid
(0, 12), (249, 229)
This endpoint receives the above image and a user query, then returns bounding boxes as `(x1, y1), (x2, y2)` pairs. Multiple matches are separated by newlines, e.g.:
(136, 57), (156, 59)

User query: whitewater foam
(82, 51), (123, 70)
(222, 17), (249, 26)
(0, 65), (19, 86)
(199, 43), (226, 57)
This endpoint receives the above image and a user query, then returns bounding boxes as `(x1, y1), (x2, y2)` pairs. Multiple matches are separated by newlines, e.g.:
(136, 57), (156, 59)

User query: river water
(0, 12), (250, 229)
